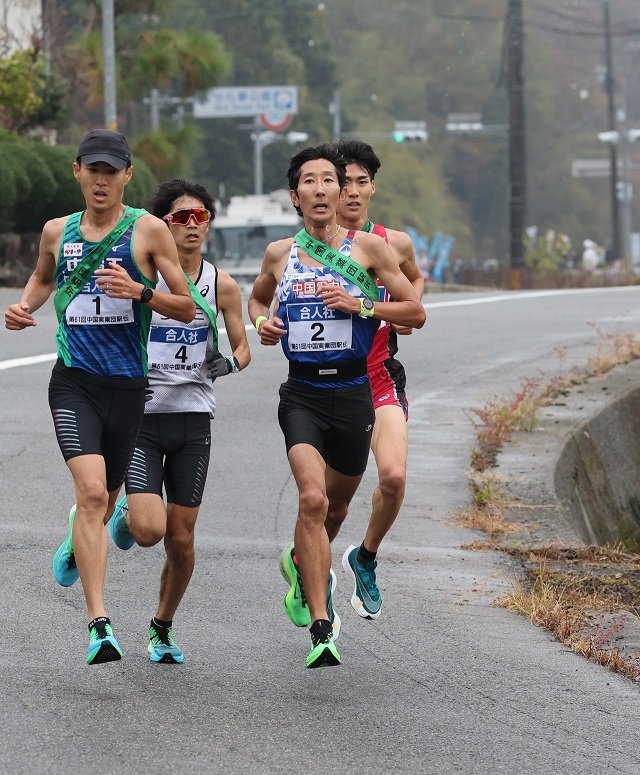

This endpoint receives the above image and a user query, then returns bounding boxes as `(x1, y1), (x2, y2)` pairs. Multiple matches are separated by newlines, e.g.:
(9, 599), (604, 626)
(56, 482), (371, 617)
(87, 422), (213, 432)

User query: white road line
(424, 285), (640, 309)
(0, 353), (57, 371)
(0, 324), (233, 371)
(2, 286), (638, 371)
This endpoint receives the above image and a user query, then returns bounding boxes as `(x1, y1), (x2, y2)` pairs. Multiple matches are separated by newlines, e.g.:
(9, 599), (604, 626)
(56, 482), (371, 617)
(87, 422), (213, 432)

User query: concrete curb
(490, 359), (640, 668)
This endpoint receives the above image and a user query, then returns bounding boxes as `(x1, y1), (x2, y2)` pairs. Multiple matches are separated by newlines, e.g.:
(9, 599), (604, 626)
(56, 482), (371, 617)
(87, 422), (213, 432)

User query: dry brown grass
(454, 503), (520, 541)
(468, 331), (640, 472)
(467, 378), (544, 471)
(464, 329), (640, 681)
(585, 326), (640, 377)
(460, 539), (498, 552)
(495, 559), (640, 680)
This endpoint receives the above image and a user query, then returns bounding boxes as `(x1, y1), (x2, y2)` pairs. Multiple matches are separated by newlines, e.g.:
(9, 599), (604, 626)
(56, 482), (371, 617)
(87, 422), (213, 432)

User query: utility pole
(603, 0), (621, 263)
(507, 0), (526, 289)
(41, 0), (51, 76)
(101, 0), (117, 130)
(329, 90), (341, 140)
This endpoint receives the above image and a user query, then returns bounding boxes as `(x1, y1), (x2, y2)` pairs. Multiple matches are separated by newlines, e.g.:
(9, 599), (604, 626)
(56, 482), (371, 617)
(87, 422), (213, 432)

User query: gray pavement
(1, 285), (640, 774)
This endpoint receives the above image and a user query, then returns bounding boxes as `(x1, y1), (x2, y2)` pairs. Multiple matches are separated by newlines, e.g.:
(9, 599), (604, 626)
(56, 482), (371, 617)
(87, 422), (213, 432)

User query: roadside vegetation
(457, 329), (640, 681)
(2, 1), (640, 263)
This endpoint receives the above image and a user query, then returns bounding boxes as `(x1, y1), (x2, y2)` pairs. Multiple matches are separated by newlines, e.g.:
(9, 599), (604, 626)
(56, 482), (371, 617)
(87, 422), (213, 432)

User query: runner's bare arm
(325, 233), (425, 329)
(95, 215), (195, 323)
(391, 230), (424, 299)
(247, 240), (288, 346)
(217, 270), (251, 370)
(388, 229), (425, 335)
(4, 219), (62, 329)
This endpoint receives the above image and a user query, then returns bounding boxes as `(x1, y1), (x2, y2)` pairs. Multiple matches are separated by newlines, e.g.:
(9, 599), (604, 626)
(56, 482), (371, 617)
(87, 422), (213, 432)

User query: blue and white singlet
(275, 231), (379, 389)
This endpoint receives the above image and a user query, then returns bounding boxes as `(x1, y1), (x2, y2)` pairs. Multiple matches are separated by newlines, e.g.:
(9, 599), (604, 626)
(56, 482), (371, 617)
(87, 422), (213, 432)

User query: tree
(0, 48), (65, 133)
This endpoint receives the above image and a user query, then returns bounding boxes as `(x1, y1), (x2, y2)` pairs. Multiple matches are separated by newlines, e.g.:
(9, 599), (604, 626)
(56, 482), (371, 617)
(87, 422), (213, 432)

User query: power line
(433, 5), (640, 38)
(526, 19), (640, 38)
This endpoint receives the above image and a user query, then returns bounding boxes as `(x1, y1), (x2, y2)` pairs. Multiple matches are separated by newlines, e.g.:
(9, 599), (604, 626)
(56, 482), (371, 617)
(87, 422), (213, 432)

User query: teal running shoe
(148, 621), (184, 664)
(86, 617), (122, 665)
(279, 542), (310, 627)
(108, 495), (135, 550)
(342, 544), (382, 619)
(52, 505), (79, 587)
(327, 568), (341, 640)
(306, 629), (341, 669)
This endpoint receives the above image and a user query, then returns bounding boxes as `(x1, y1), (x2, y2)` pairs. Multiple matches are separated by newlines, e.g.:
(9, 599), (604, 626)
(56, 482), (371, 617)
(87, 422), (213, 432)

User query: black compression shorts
(124, 412), (211, 507)
(277, 379), (375, 476)
(48, 360), (146, 492)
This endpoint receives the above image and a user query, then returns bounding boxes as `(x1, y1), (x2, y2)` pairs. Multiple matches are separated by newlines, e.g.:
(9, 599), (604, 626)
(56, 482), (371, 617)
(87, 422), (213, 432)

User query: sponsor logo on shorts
(377, 393), (391, 402)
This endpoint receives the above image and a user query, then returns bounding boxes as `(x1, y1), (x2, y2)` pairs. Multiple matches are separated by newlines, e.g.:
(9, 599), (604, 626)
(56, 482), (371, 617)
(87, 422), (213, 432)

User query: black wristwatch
(359, 297), (375, 318)
(140, 287), (154, 304)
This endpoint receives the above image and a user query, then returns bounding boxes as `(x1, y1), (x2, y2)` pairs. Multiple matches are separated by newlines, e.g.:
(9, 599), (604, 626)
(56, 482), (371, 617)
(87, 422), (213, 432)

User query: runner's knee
(298, 486), (329, 524)
(378, 465), (406, 501)
(75, 479), (109, 516)
(164, 527), (195, 560)
(130, 509), (165, 546)
(326, 498), (349, 527)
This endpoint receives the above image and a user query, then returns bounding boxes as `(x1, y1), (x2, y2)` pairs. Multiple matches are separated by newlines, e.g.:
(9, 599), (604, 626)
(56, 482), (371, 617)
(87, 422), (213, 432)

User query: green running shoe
(279, 542), (310, 627)
(108, 495), (135, 550)
(148, 621), (184, 664)
(306, 629), (341, 669)
(86, 617), (122, 665)
(342, 544), (382, 619)
(52, 505), (79, 587)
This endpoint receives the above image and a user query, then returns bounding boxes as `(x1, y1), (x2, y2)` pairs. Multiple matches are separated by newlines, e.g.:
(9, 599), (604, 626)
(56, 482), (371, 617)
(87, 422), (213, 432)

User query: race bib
(147, 324), (208, 371)
(65, 292), (134, 326)
(287, 302), (352, 352)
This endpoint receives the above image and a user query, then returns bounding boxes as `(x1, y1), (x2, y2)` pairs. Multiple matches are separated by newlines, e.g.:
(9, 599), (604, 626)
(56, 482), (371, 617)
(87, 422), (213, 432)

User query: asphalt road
(1, 285), (640, 774)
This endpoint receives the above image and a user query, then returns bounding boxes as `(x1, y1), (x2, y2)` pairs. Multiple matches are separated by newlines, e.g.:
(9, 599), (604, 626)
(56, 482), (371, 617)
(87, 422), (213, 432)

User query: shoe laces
(90, 621), (111, 641)
(310, 629), (333, 648)
(357, 558), (378, 588)
(150, 625), (176, 647)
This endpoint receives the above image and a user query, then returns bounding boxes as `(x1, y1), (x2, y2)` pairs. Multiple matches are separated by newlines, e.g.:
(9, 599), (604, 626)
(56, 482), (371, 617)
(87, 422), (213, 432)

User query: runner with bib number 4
(107, 178), (250, 664)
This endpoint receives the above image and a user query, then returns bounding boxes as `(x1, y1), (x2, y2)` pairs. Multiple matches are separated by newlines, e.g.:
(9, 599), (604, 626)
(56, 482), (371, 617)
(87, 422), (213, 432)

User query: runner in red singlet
(331, 139), (425, 620)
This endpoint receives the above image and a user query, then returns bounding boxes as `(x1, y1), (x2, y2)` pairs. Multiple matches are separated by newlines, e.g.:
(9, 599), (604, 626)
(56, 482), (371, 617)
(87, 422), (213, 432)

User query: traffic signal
(392, 130), (427, 143)
(616, 180), (632, 202)
(392, 121), (428, 143)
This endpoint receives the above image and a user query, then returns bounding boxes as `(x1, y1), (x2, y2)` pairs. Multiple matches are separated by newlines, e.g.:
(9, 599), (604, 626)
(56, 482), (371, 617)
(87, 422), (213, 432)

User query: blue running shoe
(148, 621), (184, 664)
(86, 617), (122, 665)
(108, 495), (135, 550)
(342, 544), (382, 619)
(52, 505), (79, 587)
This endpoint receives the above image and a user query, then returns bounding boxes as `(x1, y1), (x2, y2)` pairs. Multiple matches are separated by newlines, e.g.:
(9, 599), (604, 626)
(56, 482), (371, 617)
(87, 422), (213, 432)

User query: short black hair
(148, 178), (216, 221)
(286, 143), (347, 216)
(333, 139), (381, 180)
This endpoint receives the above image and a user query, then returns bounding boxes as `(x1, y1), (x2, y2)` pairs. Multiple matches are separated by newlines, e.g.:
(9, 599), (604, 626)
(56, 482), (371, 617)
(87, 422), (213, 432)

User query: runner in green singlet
(4, 129), (195, 665)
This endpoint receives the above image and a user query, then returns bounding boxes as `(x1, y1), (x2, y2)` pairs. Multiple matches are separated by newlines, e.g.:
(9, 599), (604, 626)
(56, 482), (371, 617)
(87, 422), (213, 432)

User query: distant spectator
(582, 239), (600, 271)
(452, 258), (465, 284)
(417, 250), (432, 282)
